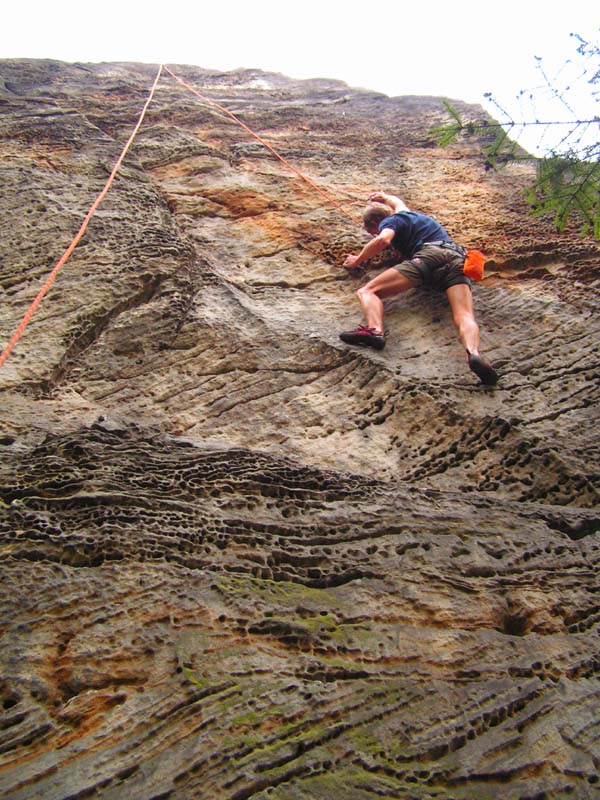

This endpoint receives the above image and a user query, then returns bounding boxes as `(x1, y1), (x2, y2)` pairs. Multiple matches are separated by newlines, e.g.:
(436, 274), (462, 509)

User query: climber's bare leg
(356, 269), (416, 333)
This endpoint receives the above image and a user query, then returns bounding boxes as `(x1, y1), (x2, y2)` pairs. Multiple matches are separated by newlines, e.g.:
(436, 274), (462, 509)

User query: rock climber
(339, 191), (498, 385)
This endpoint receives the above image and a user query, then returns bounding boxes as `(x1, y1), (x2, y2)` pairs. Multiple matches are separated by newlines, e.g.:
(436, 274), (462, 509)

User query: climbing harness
(425, 241), (486, 281)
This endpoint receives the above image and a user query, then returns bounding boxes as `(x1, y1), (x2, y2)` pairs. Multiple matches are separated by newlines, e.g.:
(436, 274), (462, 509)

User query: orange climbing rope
(0, 63), (164, 371)
(162, 66), (358, 225)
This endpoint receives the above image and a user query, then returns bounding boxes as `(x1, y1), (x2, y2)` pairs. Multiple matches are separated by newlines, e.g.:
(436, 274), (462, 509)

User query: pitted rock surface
(0, 60), (599, 799)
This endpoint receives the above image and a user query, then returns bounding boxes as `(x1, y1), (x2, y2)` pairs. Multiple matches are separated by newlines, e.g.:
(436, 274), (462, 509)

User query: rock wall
(0, 60), (599, 799)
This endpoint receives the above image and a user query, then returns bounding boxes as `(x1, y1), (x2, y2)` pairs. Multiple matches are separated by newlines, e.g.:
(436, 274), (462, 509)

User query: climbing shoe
(467, 352), (498, 385)
(340, 324), (386, 351)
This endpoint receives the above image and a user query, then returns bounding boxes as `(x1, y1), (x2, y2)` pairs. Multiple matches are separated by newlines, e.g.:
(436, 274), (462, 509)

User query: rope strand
(163, 66), (358, 224)
(0, 63), (164, 371)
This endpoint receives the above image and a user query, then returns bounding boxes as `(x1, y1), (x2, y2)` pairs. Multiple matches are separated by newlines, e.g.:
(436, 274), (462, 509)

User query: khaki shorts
(393, 244), (471, 291)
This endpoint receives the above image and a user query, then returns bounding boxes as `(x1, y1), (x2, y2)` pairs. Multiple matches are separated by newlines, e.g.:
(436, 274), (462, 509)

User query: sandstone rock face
(1, 60), (599, 799)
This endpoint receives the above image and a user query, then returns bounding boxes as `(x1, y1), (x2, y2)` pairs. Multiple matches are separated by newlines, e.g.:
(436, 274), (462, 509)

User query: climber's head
(362, 202), (390, 235)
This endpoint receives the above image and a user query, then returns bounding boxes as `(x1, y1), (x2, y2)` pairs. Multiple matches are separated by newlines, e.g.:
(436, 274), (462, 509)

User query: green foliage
(431, 101), (525, 169)
(526, 154), (600, 238)
(430, 101), (464, 146)
(431, 34), (600, 238)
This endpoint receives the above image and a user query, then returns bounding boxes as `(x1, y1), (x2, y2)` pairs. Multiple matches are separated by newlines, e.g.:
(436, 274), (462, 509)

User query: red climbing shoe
(467, 352), (498, 385)
(340, 324), (386, 351)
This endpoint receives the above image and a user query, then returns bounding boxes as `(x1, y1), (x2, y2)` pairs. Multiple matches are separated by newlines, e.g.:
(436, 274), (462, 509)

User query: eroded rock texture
(0, 60), (599, 799)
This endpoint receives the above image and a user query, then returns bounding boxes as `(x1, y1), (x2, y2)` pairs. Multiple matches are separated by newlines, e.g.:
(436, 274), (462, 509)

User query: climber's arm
(343, 227), (395, 269)
(369, 192), (409, 213)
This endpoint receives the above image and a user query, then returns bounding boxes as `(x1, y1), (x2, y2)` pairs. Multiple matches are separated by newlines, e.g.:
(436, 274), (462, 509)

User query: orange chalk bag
(463, 249), (485, 281)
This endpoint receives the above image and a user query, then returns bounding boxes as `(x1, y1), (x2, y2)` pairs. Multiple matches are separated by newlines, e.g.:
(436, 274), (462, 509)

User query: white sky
(3, 0), (599, 152)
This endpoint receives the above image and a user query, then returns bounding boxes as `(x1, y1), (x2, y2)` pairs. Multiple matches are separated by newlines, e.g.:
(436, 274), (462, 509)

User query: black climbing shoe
(468, 352), (498, 385)
(340, 324), (386, 351)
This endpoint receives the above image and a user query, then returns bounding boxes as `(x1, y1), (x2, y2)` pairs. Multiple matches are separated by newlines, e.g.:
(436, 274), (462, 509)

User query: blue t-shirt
(378, 211), (451, 257)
